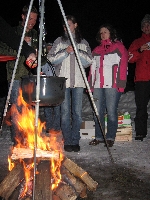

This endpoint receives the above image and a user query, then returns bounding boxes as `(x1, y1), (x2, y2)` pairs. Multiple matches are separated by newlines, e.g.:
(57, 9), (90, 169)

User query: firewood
(8, 186), (21, 200)
(61, 167), (86, 196)
(62, 158), (98, 191)
(11, 147), (60, 160)
(54, 183), (77, 200)
(35, 160), (52, 200)
(52, 194), (61, 200)
(79, 185), (87, 198)
(0, 163), (24, 200)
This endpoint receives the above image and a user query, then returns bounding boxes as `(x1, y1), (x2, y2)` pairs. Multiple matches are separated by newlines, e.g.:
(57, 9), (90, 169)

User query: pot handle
(42, 56), (56, 76)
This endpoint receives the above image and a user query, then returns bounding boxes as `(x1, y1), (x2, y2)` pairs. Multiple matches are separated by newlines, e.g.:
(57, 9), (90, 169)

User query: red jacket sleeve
(128, 39), (141, 63)
(116, 43), (128, 92)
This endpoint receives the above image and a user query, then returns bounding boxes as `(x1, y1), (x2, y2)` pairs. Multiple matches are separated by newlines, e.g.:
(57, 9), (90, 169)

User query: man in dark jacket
(128, 14), (150, 141)
(5, 5), (38, 81)
(0, 5), (38, 144)
(0, 14), (37, 130)
(0, 15), (36, 62)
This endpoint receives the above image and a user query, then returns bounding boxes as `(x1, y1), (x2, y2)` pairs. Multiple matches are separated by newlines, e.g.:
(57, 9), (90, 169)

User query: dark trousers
(134, 81), (150, 136)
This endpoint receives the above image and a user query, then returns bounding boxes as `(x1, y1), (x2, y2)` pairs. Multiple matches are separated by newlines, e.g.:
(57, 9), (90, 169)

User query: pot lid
(0, 55), (16, 62)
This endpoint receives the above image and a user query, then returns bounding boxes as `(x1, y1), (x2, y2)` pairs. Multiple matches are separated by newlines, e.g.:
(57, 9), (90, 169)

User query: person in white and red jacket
(88, 23), (128, 147)
(128, 14), (150, 141)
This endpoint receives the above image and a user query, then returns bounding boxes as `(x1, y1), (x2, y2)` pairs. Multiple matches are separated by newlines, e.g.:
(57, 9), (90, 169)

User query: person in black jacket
(0, 16), (36, 63)
(0, 14), (37, 143)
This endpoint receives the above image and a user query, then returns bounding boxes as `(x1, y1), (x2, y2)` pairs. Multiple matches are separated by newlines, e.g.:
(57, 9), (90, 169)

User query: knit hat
(141, 14), (150, 29)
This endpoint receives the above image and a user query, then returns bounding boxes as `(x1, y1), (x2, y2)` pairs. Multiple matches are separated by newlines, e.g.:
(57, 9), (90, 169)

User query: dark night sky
(0, 0), (150, 95)
(1, 0), (150, 50)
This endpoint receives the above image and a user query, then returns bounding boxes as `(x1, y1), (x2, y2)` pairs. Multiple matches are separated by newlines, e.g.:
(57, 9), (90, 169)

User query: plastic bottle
(123, 112), (131, 126)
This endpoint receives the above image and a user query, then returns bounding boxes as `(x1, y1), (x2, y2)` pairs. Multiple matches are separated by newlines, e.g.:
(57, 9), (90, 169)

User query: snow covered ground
(0, 91), (150, 199)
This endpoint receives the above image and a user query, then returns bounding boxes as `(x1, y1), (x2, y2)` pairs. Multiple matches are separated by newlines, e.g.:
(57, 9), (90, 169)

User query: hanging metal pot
(21, 75), (67, 106)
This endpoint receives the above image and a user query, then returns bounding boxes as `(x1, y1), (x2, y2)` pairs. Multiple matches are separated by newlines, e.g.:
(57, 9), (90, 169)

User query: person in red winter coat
(128, 14), (150, 141)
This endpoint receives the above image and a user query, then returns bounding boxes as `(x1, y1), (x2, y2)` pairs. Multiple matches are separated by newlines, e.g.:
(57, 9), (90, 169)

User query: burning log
(8, 187), (20, 200)
(61, 167), (87, 198)
(0, 85), (98, 199)
(0, 163), (24, 200)
(35, 160), (52, 200)
(0, 137), (98, 200)
(11, 147), (60, 160)
(54, 183), (77, 200)
(79, 185), (87, 199)
(9, 190), (32, 200)
(52, 194), (61, 200)
(63, 158), (98, 191)
(0, 157), (97, 200)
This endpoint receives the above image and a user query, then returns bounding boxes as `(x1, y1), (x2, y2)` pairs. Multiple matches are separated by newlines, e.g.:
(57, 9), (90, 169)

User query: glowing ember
(19, 162), (34, 199)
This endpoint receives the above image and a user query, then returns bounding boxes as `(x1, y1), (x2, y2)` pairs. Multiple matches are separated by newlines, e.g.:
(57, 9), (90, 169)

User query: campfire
(0, 89), (98, 200)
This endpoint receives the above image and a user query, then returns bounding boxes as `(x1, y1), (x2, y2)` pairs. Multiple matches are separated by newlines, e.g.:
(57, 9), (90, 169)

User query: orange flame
(8, 156), (14, 171)
(8, 88), (64, 196)
(48, 131), (64, 190)
(10, 89), (48, 149)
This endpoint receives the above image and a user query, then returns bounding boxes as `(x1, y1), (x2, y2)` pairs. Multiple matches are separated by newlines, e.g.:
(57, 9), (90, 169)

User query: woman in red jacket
(128, 14), (150, 141)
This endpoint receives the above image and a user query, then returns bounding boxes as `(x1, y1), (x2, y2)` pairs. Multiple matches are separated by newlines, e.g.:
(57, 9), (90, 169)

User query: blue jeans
(93, 88), (121, 141)
(44, 105), (61, 131)
(61, 87), (83, 145)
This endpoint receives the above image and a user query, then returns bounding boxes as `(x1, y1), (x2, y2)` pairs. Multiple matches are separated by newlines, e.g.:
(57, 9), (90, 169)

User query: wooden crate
(80, 129), (95, 139)
(80, 126), (132, 141)
(115, 126), (132, 141)
(80, 121), (95, 129)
